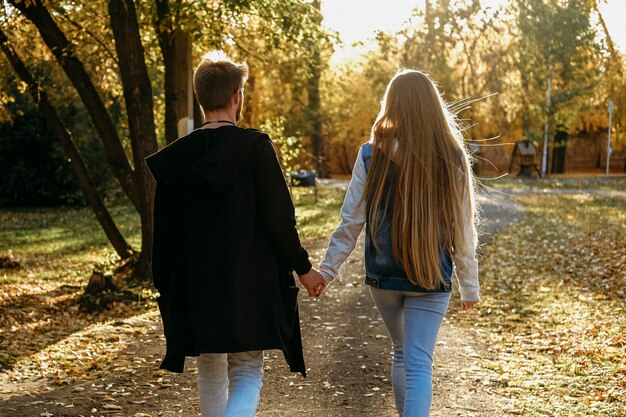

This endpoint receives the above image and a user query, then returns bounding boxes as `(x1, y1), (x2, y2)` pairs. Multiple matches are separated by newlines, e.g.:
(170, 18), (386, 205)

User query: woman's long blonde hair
(364, 69), (477, 289)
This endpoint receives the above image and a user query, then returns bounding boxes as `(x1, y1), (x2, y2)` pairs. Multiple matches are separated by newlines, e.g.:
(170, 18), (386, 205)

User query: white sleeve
(318, 150), (367, 285)
(453, 188), (480, 301)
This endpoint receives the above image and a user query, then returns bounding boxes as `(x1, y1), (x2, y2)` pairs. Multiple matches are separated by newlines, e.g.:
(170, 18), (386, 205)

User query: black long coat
(145, 126), (311, 376)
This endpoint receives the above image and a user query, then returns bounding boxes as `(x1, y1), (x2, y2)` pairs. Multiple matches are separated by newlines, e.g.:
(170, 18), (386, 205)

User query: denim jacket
(319, 142), (480, 301)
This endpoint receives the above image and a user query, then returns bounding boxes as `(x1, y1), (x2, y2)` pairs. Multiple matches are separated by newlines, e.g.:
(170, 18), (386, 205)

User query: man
(145, 51), (325, 417)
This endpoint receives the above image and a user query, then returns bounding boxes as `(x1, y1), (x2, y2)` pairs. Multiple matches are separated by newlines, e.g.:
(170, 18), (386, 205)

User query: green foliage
(291, 186), (344, 239)
(319, 0), (623, 173)
(1, 0), (333, 209)
(0, 62), (118, 206)
(513, 0), (602, 132)
(2, 0), (624, 211)
(260, 116), (302, 174)
(225, 0), (334, 163)
(322, 0), (522, 162)
(400, 0), (457, 93)
(0, 78), (81, 207)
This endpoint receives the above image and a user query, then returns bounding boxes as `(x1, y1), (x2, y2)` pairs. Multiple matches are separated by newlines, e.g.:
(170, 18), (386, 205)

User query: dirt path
(0, 191), (524, 417)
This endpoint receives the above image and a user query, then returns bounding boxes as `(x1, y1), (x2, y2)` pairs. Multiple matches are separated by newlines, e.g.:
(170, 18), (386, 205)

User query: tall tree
(108, 0), (159, 278)
(218, 0), (333, 173)
(153, 0), (191, 144)
(305, 0), (328, 178)
(592, 0), (626, 172)
(513, 0), (600, 173)
(401, 0), (456, 93)
(9, 0), (160, 278)
(8, 0), (140, 210)
(0, 27), (132, 259)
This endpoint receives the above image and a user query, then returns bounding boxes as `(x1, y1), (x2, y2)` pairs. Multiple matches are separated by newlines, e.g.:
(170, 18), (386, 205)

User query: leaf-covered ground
(482, 174), (626, 192)
(1, 185), (625, 416)
(450, 193), (626, 417)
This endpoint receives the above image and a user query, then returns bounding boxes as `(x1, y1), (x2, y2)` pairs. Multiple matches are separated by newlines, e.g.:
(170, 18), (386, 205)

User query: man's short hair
(193, 51), (248, 111)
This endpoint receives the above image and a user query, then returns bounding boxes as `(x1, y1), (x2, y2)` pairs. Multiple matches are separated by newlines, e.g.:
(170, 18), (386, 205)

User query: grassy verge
(0, 187), (342, 284)
(291, 186), (344, 240)
(452, 194), (626, 417)
(0, 204), (141, 285)
(479, 175), (626, 191)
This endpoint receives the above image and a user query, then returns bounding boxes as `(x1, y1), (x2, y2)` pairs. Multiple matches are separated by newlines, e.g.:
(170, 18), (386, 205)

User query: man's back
(146, 125), (308, 375)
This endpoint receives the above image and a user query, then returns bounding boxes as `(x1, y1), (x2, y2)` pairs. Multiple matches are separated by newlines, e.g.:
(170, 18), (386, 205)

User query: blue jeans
(370, 288), (451, 417)
(196, 351), (264, 417)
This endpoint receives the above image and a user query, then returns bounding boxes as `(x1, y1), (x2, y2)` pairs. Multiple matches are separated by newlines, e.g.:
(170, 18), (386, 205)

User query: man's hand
(298, 268), (326, 297)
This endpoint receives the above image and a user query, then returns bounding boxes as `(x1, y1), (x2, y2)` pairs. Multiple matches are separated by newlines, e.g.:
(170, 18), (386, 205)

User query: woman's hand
(461, 300), (478, 311)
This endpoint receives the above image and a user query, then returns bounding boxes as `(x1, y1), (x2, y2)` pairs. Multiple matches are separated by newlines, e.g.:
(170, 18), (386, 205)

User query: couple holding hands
(146, 51), (479, 417)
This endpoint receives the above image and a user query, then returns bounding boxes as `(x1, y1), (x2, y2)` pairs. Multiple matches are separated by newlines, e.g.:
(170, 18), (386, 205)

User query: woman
(317, 69), (480, 416)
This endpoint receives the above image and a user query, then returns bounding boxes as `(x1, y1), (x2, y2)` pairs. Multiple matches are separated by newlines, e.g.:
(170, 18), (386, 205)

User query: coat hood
(145, 126), (263, 193)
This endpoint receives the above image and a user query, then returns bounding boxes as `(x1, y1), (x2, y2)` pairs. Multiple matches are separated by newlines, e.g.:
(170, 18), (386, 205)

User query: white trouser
(196, 351), (264, 417)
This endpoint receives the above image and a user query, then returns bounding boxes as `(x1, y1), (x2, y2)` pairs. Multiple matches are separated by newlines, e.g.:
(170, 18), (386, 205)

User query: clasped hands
(298, 268), (326, 297)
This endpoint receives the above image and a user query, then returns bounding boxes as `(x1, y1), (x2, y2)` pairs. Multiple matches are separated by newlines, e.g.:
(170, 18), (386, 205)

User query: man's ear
(232, 89), (241, 106)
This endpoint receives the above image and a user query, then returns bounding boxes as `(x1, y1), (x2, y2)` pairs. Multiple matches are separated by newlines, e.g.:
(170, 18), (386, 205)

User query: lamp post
(541, 66), (552, 178)
(606, 100), (614, 176)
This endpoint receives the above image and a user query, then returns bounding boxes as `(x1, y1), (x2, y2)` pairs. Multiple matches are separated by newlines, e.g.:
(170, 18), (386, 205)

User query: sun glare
(322, 0), (626, 62)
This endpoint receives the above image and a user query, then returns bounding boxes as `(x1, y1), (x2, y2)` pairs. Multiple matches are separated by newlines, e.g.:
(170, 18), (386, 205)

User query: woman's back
(364, 69), (477, 291)
(360, 141), (455, 293)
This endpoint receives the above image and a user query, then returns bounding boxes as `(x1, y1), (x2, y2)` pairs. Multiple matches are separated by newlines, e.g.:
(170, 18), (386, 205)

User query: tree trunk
(155, 8), (178, 144)
(551, 128), (567, 174)
(340, 142), (352, 175)
(108, 0), (159, 279)
(173, 31), (193, 137)
(242, 66), (256, 124)
(154, 1), (193, 143)
(9, 0), (140, 210)
(596, 133), (603, 168)
(0, 28), (133, 259)
(154, 0), (179, 144)
(161, 34), (180, 143)
(306, 0), (328, 178)
(593, 1), (623, 79)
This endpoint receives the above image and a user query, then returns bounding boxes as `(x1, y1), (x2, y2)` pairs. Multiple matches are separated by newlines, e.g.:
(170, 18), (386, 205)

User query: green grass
(1, 205), (140, 254)
(291, 186), (344, 240)
(0, 204), (141, 285)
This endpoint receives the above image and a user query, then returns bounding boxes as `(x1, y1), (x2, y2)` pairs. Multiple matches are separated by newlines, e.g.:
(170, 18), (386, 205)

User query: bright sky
(322, 0), (626, 60)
